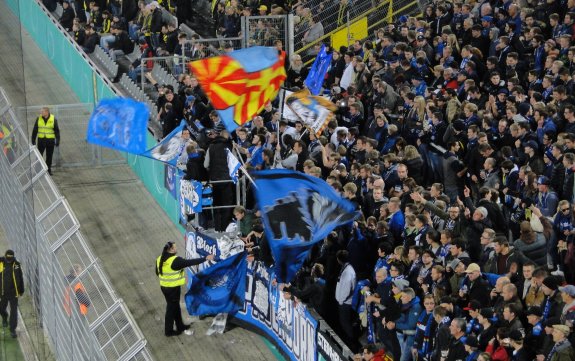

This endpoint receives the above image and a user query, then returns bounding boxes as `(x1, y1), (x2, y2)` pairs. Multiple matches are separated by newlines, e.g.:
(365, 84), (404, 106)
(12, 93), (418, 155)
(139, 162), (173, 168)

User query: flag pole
(233, 146), (258, 189)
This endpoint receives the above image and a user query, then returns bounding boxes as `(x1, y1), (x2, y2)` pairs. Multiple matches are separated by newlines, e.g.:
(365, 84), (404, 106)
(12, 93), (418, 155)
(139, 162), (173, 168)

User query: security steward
(0, 250), (24, 338)
(31, 107), (60, 175)
(156, 241), (214, 336)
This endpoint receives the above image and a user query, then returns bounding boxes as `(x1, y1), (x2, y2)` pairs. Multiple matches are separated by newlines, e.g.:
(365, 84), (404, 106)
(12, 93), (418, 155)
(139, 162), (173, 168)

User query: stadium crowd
(42, 0), (575, 359)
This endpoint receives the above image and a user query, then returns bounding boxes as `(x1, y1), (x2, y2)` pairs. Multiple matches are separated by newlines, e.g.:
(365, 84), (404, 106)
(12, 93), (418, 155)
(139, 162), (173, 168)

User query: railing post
(287, 13), (294, 58)
(140, 57), (145, 94)
(387, 0), (394, 24)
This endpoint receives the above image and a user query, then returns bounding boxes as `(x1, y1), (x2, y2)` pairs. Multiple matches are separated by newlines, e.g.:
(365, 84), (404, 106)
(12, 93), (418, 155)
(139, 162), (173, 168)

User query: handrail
(295, 0), (392, 55)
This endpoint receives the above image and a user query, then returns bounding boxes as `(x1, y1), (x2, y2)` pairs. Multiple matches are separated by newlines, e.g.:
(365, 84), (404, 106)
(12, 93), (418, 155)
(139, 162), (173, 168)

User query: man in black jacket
(446, 318), (468, 361)
(108, 25), (134, 61)
(204, 130), (234, 231)
(82, 25), (100, 54)
(0, 250), (24, 338)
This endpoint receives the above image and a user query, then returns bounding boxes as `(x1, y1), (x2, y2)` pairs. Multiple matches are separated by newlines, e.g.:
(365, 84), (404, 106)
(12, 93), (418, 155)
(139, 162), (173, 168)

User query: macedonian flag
(189, 46), (286, 132)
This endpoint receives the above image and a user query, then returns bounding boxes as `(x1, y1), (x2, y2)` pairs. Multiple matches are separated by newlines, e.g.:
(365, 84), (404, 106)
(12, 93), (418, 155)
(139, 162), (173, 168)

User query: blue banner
(185, 251), (247, 316)
(86, 98), (149, 154)
(304, 45), (332, 96)
(140, 121), (187, 166)
(255, 170), (358, 283)
(165, 165), (178, 199)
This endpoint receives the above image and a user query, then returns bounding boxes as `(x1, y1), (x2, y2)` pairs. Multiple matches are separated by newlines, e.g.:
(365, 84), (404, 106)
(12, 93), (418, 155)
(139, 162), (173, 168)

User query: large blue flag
(86, 98), (149, 153)
(304, 44), (333, 95)
(185, 251), (247, 316)
(255, 170), (358, 283)
(140, 120), (187, 166)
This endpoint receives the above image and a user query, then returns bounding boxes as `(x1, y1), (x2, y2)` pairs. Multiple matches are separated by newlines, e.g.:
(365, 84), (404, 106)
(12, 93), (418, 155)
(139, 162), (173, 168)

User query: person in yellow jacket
(0, 250), (24, 338)
(156, 241), (214, 336)
(31, 107), (60, 175)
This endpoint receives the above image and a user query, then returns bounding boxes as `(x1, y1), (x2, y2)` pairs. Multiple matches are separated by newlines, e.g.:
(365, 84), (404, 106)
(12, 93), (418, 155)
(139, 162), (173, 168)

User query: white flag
(226, 148), (241, 184)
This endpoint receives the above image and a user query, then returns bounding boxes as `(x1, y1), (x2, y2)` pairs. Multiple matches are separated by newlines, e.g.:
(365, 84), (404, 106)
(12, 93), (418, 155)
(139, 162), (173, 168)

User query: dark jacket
(0, 257), (24, 297)
(110, 31), (134, 54)
(445, 336), (467, 361)
(206, 136), (232, 181)
(184, 152), (208, 181)
(484, 247), (528, 275)
(513, 233), (547, 266)
(150, 8), (163, 33)
(83, 32), (100, 54)
(60, 6), (75, 31)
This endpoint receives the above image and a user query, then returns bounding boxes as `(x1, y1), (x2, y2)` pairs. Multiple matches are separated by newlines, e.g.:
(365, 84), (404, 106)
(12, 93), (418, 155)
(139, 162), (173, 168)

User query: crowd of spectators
(40, 0), (575, 359)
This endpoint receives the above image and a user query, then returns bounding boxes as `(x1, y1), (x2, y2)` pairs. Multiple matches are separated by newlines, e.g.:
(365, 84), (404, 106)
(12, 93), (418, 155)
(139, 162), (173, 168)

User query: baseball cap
(553, 324), (571, 335)
(509, 330), (523, 342)
(544, 317), (561, 327)
(498, 88), (509, 95)
(524, 140), (539, 151)
(5, 250), (14, 258)
(559, 285), (575, 297)
(481, 16), (493, 22)
(258, 5), (267, 10)
(543, 276), (559, 290)
(525, 306), (543, 317)
(393, 279), (410, 291)
(465, 263), (481, 273)
(450, 258), (462, 270)
(399, 15), (408, 23)
(537, 175), (551, 186)
(417, 34), (425, 41)
(464, 335), (479, 348)
(464, 300), (481, 311)
(479, 308), (494, 319)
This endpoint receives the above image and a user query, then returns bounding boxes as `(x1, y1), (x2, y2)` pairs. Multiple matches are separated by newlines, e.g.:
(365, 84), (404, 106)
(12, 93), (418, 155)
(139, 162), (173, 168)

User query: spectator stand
(295, 0), (422, 64)
(17, 103), (126, 168)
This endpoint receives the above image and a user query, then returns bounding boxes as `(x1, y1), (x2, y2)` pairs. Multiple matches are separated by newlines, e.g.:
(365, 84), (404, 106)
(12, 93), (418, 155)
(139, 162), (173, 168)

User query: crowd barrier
(6, 0), (356, 359)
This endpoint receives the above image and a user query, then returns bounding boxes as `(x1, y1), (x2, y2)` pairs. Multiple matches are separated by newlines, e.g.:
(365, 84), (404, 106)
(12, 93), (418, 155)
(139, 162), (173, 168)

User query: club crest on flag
(285, 89), (337, 137)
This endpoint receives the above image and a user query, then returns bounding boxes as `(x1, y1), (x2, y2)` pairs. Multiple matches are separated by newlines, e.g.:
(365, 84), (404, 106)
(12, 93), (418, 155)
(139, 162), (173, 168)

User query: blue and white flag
(255, 170), (358, 283)
(179, 179), (203, 224)
(141, 120), (187, 166)
(185, 251), (247, 316)
(226, 148), (241, 183)
(304, 44), (332, 96)
(86, 98), (149, 153)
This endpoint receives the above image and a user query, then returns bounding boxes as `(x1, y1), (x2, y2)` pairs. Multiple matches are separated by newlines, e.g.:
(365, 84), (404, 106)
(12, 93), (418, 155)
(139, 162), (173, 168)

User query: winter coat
(513, 233), (547, 266)
(395, 296), (423, 335)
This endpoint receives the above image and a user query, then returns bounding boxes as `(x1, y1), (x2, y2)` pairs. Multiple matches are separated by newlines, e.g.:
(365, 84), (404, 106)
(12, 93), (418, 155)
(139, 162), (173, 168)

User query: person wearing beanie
(509, 329), (528, 361)
(477, 308), (498, 351)
(541, 276), (565, 322)
(525, 306), (545, 360)
(0, 250), (24, 338)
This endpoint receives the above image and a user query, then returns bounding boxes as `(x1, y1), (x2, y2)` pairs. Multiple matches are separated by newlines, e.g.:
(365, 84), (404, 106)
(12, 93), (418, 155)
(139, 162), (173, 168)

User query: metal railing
(295, 0), (421, 62)
(17, 104), (126, 168)
(243, 14), (295, 55)
(0, 87), (153, 361)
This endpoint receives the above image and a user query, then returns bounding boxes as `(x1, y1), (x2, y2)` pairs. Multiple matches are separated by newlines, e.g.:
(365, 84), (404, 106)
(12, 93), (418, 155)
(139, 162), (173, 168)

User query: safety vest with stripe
(0, 124), (12, 155)
(63, 283), (89, 316)
(156, 255), (185, 287)
(37, 115), (56, 139)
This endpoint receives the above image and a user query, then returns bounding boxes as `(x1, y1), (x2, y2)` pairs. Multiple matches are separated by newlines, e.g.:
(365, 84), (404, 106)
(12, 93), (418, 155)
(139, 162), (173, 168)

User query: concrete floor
(0, 0), (281, 360)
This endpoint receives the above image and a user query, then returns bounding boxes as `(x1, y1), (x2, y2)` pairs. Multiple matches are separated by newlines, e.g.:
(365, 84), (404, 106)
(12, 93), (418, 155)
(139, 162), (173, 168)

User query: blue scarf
(416, 311), (434, 358)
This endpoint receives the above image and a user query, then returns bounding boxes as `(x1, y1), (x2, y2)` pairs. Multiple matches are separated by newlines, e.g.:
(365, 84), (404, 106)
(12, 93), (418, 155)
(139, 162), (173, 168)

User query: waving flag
(140, 121), (187, 166)
(304, 44), (332, 95)
(226, 148), (241, 183)
(179, 179), (203, 224)
(86, 98), (149, 154)
(189, 47), (286, 133)
(255, 170), (358, 283)
(286, 88), (337, 136)
(185, 251), (247, 316)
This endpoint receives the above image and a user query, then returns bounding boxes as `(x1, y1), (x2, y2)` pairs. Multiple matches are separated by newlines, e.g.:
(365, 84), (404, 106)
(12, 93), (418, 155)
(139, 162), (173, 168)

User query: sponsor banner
(316, 329), (346, 361)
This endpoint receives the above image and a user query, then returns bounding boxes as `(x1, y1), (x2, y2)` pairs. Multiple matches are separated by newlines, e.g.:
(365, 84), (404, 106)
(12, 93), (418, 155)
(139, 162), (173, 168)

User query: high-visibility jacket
(63, 282), (89, 316)
(0, 124), (12, 155)
(37, 115), (56, 139)
(156, 255), (185, 287)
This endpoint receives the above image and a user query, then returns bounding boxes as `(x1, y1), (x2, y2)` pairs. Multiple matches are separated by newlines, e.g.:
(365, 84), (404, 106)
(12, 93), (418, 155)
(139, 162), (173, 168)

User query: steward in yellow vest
(31, 107), (60, 175)
(156, 241), (214, 336)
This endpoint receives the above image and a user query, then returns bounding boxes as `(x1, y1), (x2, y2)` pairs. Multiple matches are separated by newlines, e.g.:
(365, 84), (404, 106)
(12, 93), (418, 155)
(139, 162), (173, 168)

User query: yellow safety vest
(156, 255), (185, 287)
(37, 115), (56, 139)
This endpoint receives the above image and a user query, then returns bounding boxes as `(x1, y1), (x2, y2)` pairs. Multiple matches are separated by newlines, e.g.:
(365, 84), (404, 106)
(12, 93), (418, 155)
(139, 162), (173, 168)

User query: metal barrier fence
(295, 0), (421, 61)
(184, 36), (245, 59)
(243, 14), (294, 55)
(17, 104), (126, 168)
(0, 87), (153, 361)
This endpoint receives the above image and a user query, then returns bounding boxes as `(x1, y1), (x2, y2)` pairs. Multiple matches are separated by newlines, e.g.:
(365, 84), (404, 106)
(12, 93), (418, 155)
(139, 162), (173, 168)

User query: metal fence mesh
(243, 15), (293, 54)
(0, 87), (153, 361)
(18, 104), (126, 168)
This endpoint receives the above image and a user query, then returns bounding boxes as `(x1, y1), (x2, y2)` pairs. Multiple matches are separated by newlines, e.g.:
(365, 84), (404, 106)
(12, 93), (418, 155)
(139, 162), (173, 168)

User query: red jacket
(485, 343), (510, 361)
